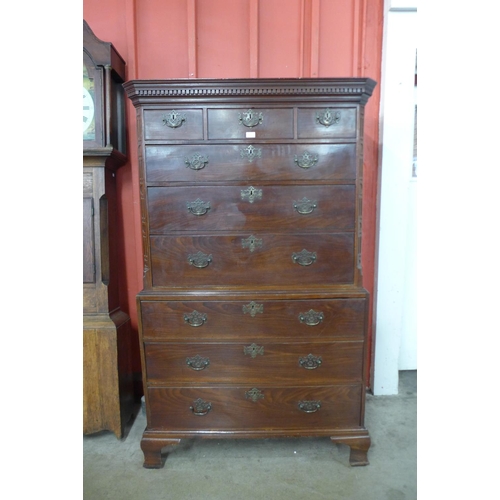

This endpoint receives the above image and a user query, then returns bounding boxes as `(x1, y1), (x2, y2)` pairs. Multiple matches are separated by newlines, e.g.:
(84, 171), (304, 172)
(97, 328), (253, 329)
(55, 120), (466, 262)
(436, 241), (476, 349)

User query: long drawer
(147, 385), (363, 431)
(145, 144), (356, 182)
(150, 232), (354, 287)
(144, 341), (364, 385)
(140, 298), (366, 341)
(147, 184), (355, 233)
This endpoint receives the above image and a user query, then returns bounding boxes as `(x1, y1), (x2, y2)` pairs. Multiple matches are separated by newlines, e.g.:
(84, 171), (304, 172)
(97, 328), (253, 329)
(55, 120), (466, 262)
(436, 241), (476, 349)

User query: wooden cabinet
(124, 78), (376, 467)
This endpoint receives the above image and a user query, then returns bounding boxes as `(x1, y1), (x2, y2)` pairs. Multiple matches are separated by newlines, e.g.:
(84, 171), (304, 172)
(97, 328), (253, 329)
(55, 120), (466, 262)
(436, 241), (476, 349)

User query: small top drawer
(143, 109), (204, 140)
(207, 108), (293, 139)
(297, 107), (357, 139)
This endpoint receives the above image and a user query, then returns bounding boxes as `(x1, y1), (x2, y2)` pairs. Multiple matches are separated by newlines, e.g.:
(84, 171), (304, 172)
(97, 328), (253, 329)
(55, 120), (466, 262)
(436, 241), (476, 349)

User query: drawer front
(145, 144), (356, 182)
(150, 232), (354, 287)
(145, 341), (364, 385)
(143, 109), (204, 140)
(140, 298), (366, 341)
(207, 108), (294, 139)
(297, 107), (357, 139)
(148, 185), (355, 233)
(147, 385), (362, 431)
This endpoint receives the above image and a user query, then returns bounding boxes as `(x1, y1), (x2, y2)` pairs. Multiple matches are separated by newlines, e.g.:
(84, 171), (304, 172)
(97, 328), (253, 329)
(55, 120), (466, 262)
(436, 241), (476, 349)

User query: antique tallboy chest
(124, 78), (376, 468)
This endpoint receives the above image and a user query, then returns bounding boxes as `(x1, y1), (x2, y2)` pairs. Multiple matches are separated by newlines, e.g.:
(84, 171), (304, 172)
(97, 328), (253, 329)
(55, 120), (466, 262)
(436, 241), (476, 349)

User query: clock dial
(83, 61), (96, 142)
(83, 86), (95, 134)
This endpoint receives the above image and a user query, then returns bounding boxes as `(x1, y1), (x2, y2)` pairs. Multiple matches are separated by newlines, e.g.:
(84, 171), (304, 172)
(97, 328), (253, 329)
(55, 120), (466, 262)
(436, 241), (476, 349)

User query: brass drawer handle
(241, 186), (262, 203)
(190, 398), (212, 416)
(242, 301), (263, 317)
(186, 355), (210, 371)
(245, 388), (264, 402)
(298, 354), (322, 369)
(316, 108), (341, 127)
(184, 310), (208, 327)
(292, 249), (317, 266)
(239, 109), (263, 128)
(240, 145), (262, 161)
(242, 235), (262, 253)
(298, 309), (324, 326)
(187, 198), (211, 216)
(294, 151), (318, 169)
(243, 343), (264, 358)
(298, 400), (322, 413)
(188, 251), (213, 268)
(293, 197), (317, 215)
(185, 153), (209, 170)
(162, 110), (186, 128)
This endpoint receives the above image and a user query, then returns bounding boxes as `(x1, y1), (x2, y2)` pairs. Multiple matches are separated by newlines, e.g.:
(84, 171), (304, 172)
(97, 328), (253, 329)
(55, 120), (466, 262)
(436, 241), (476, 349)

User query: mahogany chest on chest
(124, 78), (376, 468)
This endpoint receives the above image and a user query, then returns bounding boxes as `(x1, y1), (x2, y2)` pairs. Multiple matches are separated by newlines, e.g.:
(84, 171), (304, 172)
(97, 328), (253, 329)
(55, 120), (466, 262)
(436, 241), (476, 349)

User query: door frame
(371, 0), (417, 395)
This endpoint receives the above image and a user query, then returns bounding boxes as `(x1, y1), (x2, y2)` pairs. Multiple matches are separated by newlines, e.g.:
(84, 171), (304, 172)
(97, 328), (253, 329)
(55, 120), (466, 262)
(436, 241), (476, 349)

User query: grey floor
(83, 370), (416, 500)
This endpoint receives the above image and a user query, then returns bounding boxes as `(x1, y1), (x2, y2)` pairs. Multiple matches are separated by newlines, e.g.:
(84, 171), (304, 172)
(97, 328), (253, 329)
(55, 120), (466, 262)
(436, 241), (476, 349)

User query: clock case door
(83, 52), (103, 147)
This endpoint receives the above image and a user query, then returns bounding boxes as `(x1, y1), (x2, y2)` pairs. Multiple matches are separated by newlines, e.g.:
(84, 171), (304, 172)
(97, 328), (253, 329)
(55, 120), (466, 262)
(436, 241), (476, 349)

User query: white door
(372, 0), (417, 395)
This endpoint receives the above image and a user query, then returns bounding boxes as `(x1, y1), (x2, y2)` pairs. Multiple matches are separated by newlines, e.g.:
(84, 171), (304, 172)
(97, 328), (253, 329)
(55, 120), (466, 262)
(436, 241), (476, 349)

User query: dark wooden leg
(347, 437), (370, 466)
(330, 432), (371, 466)
(141, 436), (181, 469)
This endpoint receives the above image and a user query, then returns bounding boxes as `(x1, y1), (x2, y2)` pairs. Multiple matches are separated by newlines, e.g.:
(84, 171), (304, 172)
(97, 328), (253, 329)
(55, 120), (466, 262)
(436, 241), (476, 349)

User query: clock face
(83, 86), (95, 134)
(83, 62), (96, 141)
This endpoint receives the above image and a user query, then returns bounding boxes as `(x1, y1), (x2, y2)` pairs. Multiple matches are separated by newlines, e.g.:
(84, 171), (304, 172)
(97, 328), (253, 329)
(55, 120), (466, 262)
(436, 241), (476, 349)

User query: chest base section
(137, 289), (371, 468)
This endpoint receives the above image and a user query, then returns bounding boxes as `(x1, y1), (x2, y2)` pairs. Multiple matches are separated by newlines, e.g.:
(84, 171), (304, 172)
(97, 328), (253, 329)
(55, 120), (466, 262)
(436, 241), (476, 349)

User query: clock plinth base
(83, 311), (137, 439)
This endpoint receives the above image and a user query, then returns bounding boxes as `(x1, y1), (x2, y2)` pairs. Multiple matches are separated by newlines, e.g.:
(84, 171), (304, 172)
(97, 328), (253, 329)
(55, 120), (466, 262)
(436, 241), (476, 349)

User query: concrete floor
(83, 370), (416, 500)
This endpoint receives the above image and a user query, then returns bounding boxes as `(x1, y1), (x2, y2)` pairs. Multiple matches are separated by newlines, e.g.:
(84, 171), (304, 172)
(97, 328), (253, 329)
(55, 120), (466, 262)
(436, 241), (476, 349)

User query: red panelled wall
(83, 0), (383, 387)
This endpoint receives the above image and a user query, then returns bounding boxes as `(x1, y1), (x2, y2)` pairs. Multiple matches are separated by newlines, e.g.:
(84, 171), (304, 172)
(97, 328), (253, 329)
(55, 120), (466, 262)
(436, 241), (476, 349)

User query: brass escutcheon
(241, 186), (262, 203)
(163, 110), (186, 128)
(242, 301), (264, 317)
(239, 109), (263, 127)
(242, 235), (263, 253)
(243, 343), (264, 358)
(316, 108), (341, 127)
(245, 388), (264, 402)
(240, 145), (262, 161)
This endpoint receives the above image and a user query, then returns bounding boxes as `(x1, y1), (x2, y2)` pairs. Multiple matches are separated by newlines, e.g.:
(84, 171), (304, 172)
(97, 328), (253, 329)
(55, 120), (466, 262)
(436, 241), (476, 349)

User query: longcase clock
(83, 20), (137, 438)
